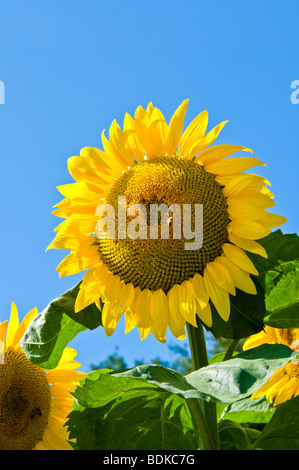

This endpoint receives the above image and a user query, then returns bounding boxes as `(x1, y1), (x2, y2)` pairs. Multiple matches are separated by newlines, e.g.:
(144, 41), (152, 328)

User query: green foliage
(249, 230), (299, 328)
(250, 395), (299, 450)
(67, 370), (197, 450)
(66, 343), (298, 450)
(20, 282), (102, 369)
(19, 230), (299, 449)
(208, 278), (265, 340)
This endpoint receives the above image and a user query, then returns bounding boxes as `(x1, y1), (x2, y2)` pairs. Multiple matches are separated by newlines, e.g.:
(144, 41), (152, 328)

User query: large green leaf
(117, 344), (296, 404)
(67, 372), (197, 450)
(249, 230), (299, 328)
(73, 369), (160, 408)
(20, 282), (102, 369)
(221, 396), (275, 424)
(185, 344), (297, 403)
(251, 396), (299, 450)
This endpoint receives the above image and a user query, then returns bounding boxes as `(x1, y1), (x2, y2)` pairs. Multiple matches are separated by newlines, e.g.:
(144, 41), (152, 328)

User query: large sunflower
(0, 303), (85, 450)
(243, 327), (299, 406)
(48, 99), (286, 342)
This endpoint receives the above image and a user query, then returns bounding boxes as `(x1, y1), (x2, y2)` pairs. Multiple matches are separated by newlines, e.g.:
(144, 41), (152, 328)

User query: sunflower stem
(186, 322), (219, 450)
(223, 339), (240, 361)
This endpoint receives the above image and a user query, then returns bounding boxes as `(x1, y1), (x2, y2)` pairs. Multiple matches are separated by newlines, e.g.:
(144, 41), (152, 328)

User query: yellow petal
(42, 425), (73, 450)
(56, 249), (99, 278)
(228, 189), (276, 209)
(55, 347), (80, 370)
(75, 283), (101, 312)
(216, 256), (257, 295)
(134, 106), (158, 157)
(273, 378), (298, 406)
(0, 320), (8, 344)
(101, 129), (127, 174)
(166, 99), (189, 156)
(195, 299), (212, 327)
(47, 229), (93, 251)
(243, 330), (270, 350)
(56, 181), (102, 201)
(125, 310), (137, 334)
(6, 302), (19, 347)
(191, 273), (209, 309)
(100, 282), (135, 336)
(100, 274), (122, 303)
(228, 200), (269, 220)
(101, 302), (119, 336)
(222, 243), (259, 276)
(152, 107), (168, 152)
(53, 199), (97, 218)
(179, 110), (208, 156)
(222, 174), (270, 197)
(111, 282), (135, 318)
(255, 212), (287, 229)
(167, 285), (186, 339)
(205, 157), (265, 175)
(228, 232), (268, 258)
(134, 288), (152, 340)
(80, 146), (111, 170)
(228, 220), (271, 240)
(177, 280), (197, 327)
(204, 269), (230, 321)
(150, 289), (169, 342)
(189, 121), (228, 158)
(206, 261), (236, 295)
(14, 307), (38, 347)
(74, 266), (108, 311)
(123, 113), (145, 162)
(196, 144), (252, 166)
(67, 156), (112, 187)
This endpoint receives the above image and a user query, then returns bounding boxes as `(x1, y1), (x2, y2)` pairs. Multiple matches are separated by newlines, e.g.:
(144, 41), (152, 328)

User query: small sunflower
(243, 327), (299, 406)
(0, 303), (86, 450)
(48, 100), (286, 342)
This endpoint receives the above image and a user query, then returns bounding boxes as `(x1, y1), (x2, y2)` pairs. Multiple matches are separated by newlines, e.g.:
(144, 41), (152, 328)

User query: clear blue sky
(1, 0), (298, 372)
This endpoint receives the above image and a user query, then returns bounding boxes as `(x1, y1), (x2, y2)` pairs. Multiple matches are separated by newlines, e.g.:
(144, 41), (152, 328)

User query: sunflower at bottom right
(243, 326), (299, 406)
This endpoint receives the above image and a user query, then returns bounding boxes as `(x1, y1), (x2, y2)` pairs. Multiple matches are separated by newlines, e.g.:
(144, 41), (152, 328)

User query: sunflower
(0, 302), (86, 450)
(48, 99), (286, 342)
(243, 327), (299, 406)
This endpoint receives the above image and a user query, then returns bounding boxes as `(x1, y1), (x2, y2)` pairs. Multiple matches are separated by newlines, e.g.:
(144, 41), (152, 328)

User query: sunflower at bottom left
(0, 302), (86, 450)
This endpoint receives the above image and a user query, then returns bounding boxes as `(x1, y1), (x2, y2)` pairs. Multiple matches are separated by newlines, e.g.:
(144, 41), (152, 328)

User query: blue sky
(1, 0), (298, 372)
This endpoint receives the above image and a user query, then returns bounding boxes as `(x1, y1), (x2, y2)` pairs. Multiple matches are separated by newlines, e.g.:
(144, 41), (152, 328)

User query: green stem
(187, 398), (216, 450)
(186, 322), (219, 450)
(223, 339), (240, 361)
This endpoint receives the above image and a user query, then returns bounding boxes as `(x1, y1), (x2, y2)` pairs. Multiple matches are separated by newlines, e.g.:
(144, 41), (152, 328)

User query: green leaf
(207, 278), (265, 339)
(251, 396), (299, 450)
(249, 230), (299, 329)
(221, 396), (275, 424)
(20, 282), (102, 369)
(67, 372), (197, 450)
(185, 344), (296, 403)
(74, 369), (160, 408)
(115, 364), (207, 400)
(218, 420), (251, 450)
(116, 344), (296, 404)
